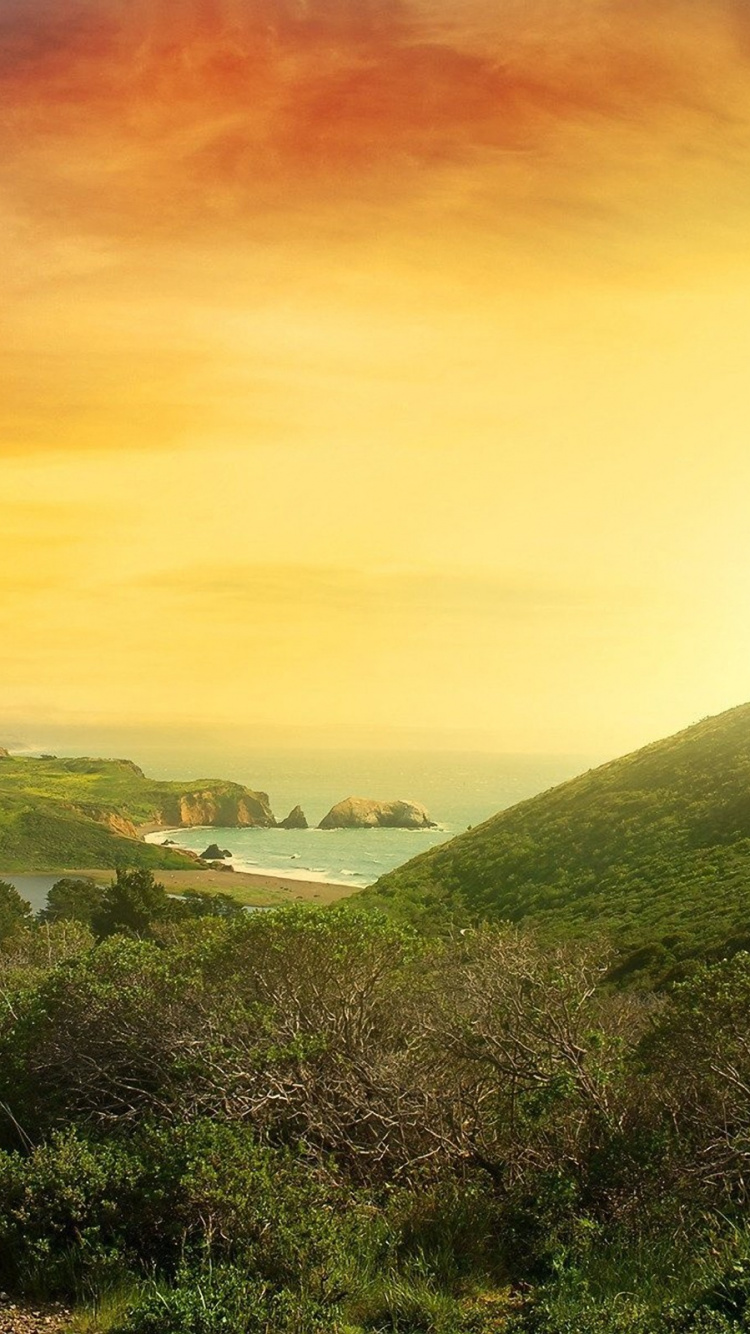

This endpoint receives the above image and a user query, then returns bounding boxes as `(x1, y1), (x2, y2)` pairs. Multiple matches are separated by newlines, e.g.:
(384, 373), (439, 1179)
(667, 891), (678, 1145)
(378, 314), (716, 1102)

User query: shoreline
(155, 866), (359, 906)
(141, 825), (378, 892)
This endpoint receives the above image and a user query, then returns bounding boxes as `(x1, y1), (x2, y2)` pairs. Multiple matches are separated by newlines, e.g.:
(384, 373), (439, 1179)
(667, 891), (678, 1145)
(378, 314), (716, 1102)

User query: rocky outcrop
(201, 844), (232, 860)
(71, 807), (140, 839)
(279, 805), (308, 830)
(103, 812), (141, 839)
(160, 787), (276, 828)
(0, 747), (10, 758)
(319, 798), (436, 830)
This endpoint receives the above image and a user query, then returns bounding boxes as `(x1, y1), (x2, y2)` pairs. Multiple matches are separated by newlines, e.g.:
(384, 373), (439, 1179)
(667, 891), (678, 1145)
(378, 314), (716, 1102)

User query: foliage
(0, 904), (749, 1330)
(41, 878), (104, 927)
(360, 703), (750, 984)
(93, 869), (172, 937)
(0, 878), (32, 941)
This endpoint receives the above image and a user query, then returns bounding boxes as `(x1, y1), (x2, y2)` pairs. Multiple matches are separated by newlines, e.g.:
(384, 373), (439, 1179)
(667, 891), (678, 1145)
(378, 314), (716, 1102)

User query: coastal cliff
(159, 788), (275, 829)
(0, 755), (277, 871)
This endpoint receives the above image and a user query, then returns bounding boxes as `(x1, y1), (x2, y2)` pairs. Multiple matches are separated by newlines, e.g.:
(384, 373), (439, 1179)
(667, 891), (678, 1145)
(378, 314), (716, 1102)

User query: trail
(0, 1298), (72, 1333)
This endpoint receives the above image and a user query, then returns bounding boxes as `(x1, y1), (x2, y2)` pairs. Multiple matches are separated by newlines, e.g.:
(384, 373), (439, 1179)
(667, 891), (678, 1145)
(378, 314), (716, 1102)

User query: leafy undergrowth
(0, 905), (748, 1331)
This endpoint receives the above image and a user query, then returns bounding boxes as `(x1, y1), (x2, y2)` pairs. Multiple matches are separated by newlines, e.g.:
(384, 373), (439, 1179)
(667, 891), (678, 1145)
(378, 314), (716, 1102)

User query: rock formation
(0, 748), (9, 759)
(71, 807), (140, 839)
(158, 787), (276, 828)
(278, 805), (308, 830)
(319, 798), (436, 830)
(201, 844), (232, 860)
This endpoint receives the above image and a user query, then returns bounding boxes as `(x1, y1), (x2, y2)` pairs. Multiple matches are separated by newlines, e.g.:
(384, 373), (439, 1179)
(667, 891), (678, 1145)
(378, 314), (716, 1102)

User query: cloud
(135, 561), (642, 623)
(2, 0), (747, 240)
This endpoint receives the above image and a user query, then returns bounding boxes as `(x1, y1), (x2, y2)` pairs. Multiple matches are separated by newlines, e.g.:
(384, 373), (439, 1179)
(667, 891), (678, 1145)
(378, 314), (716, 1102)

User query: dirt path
(0, 1297), (72, 1333)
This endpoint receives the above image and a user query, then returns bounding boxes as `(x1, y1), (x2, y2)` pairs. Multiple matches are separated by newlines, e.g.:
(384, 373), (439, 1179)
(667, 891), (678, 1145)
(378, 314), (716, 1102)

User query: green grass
(0, 755), (274, 872)
(357, 702), (750, 982)
(0, 755), (273, 827)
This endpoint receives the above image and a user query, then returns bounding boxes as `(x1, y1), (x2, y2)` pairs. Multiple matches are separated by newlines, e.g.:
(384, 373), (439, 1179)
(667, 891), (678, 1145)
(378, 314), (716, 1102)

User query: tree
(40, 878), (103, 928)
(174, 890), (245, 920)
(93, 868), (169, 938)
(0, 881), (32, 943)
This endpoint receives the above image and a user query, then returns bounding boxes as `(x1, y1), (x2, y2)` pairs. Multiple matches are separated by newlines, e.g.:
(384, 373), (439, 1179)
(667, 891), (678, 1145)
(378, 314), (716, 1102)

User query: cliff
(319, 797), (436, 830)
(157, 787), (275, 829)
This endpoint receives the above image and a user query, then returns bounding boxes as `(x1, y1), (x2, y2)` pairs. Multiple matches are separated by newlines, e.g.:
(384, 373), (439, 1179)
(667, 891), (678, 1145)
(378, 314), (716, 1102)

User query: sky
(3, 0), (750, 755)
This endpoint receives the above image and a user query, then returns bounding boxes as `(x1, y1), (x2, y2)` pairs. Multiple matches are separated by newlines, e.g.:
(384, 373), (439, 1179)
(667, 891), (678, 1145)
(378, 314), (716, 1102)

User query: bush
(113, 1267), (336, 1334)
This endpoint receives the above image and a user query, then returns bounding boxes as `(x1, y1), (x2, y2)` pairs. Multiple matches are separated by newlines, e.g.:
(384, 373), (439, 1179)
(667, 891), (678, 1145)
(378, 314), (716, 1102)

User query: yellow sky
(3, 0), (750, 753)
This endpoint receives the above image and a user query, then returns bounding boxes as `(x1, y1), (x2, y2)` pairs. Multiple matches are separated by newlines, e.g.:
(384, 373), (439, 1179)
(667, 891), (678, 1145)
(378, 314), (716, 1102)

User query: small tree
(0, 881), (32, 943)
(93, 868), (169, 938)
(41, 878), (103, 928)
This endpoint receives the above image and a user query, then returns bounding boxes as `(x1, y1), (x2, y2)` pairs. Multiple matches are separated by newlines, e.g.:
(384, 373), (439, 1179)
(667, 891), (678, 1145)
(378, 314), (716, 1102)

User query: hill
(0, 754), (275, 872)
(357, 702), (750, 982)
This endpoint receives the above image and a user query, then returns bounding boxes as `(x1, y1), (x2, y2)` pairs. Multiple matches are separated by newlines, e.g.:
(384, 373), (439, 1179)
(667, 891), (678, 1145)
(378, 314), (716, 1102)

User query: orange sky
(3, 0), (750, 753)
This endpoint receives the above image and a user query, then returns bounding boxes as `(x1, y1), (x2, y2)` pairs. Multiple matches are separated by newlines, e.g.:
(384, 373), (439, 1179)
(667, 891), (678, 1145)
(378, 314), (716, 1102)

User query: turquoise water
(147, 823), (451, 888)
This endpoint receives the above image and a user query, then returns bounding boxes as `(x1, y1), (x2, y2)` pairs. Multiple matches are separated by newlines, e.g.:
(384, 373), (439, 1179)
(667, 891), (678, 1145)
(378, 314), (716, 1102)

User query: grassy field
(0, 755), (275, 872)
(0, 754), (274, 827)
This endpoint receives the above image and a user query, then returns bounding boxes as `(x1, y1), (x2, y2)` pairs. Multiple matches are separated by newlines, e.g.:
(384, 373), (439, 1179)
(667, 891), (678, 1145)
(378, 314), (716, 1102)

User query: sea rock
(319, 798), (437, 830)
(201, 844), (232, 861)
(279, 805), (308, 830)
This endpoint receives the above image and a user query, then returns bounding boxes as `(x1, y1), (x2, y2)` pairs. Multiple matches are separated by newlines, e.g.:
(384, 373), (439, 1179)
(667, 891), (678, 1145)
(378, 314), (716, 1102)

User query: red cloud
(0, 0), (746, 237)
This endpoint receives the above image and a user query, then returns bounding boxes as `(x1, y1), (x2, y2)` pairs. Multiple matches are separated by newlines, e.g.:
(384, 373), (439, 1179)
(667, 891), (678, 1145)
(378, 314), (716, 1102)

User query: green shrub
(113, 1267), (337, 1334)
(0, 1129), (138, 1296)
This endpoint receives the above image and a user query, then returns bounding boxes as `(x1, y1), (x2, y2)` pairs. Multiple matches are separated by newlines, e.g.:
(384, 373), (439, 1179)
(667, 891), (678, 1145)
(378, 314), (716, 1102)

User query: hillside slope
(358, 703), (750, 980)
(0, 755), (276, 872)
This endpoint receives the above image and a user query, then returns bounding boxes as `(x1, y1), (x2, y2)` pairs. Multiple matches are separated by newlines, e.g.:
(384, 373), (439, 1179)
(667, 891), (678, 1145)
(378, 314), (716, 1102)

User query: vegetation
(359, 703), (750, 984)
(0, 873), (748, 1331)
(0, 754), (272, 871)
(9, 706), (750, 1328)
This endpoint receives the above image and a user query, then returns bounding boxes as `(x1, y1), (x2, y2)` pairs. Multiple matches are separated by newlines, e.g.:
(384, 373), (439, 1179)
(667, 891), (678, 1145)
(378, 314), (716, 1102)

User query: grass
(0, 755), (275, 873)
(0, 755), (274, 828)
(68, 1283), (146, 1333)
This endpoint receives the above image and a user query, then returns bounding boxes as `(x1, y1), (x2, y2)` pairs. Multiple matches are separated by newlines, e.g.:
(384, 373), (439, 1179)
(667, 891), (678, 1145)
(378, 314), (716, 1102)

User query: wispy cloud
(2, 0), (748, 240)
(135, 561), (648, 622)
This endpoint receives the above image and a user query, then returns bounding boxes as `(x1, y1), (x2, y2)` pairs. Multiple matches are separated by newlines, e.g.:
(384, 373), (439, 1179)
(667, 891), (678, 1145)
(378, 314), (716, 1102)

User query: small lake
(0, 874), (69, 914)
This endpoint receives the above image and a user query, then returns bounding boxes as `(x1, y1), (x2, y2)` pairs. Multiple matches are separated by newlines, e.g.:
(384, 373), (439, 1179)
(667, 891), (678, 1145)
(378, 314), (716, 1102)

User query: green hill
(357, 703), (750, 982)
(0, 754), (276, 872)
